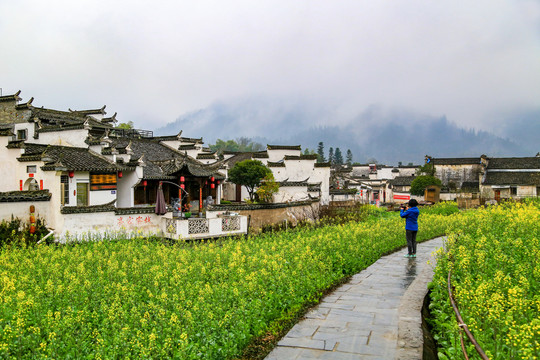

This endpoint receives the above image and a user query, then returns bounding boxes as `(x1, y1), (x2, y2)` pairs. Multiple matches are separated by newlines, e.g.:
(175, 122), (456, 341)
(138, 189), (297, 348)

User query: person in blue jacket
(400, 199), (420, 258)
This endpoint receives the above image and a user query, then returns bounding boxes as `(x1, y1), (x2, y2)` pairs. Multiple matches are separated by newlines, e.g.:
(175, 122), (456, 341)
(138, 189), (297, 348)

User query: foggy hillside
(155, 98), (537, 165)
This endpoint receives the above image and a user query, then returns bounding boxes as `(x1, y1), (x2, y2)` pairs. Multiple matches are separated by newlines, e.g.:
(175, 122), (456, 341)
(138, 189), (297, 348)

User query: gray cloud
(1, 0), (539, 131)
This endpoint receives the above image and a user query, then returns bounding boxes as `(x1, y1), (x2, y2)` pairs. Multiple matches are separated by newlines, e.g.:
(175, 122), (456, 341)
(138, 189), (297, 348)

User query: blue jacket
(400, 206), (419, 231)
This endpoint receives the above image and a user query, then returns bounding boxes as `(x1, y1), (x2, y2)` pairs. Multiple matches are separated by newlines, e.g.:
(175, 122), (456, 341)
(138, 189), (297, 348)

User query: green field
(2, 201), (538, 359)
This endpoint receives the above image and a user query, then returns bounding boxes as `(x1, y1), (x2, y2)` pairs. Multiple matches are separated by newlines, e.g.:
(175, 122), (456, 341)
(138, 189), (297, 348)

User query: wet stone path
(265, 237), (445, 360)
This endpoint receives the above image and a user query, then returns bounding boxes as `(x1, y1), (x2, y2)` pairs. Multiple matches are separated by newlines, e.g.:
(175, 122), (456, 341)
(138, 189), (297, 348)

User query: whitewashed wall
(34, 129), (89, 148)
(267, 149), (301, 162)
(0, 201), (52, 225)
(60, 212), (162, 240)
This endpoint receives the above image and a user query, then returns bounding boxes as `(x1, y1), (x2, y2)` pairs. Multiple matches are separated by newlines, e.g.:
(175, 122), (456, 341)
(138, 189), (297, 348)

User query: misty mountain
(155, 98), (537, 165)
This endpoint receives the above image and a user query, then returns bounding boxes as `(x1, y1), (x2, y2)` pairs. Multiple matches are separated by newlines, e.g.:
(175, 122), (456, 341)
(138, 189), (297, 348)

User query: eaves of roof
(432, 157), (481, 165)
(315, 162), (331, 168)
(330, 188), (357, 195)
(284, 154), (318, 160)
(0, 129), (14, 137)
(178, 144), (197, 150)
(483, 172), (540, 186)
(208, 198), (318, 211)
(0, 190), (51, 202)
(0, 91), (22, 102)
(196, 153), (216, 160)
(267, 161), (285, 167)
(252, 151), (269, 159)
(61, 200), (116, 214)
(267, 145), (301, 151)
(487, 157), (540, 170)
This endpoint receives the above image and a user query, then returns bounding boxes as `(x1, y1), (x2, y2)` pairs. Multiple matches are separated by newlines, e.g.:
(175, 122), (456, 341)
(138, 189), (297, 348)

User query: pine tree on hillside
(317, 142), (326, 163)
(334, 148), (343, 165)
(346, 149), (353, 166)
(328, 147), (334, 165)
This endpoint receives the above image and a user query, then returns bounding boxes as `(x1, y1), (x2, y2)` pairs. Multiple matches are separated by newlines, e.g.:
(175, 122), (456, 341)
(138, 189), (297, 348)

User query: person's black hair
(408, 199), (419, 207)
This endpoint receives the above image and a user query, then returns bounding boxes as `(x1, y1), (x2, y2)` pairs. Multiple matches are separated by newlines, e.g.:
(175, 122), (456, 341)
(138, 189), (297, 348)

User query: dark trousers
(406, 230), (418, 255)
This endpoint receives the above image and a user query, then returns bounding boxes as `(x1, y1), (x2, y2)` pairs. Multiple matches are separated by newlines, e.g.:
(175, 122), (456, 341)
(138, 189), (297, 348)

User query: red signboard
(394, 194), (411, 200)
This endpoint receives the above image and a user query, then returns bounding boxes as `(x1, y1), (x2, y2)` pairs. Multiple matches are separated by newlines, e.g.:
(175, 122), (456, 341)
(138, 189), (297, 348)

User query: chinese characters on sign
(117, 216), (152, 227)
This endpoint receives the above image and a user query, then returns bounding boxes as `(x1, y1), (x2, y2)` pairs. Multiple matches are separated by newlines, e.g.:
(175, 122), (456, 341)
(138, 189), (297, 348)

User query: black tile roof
(196, 153), (217, 160)
(279, 179), (310, 187)
(390, 176), (416, 186)
(68, 106), (106, 116)
(461, 181), (480, 192)
(431, 157), (481, 165)
(61, 200), (116, 214)
(252, 151), (269, 159)
(483, 172), (540, 186)
(314, 162), (331, 168)
(0, 128), (14, 136)
(267, 145), (301, 151)
(0, 190), (51, 202)
(0, 91), (22, 102)
(178, 144), (197, 150)
(284, 154), (318, 160)
(267, 161), (285, 167)
(107, 138), (225, 180)
(17, 143), (124, 172)
(487, 157), (540, 170)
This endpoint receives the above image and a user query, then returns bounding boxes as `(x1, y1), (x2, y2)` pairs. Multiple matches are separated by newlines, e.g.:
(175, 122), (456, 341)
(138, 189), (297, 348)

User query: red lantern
(180, 176), (185, 183)
(118, 171), (123, 178)
(211, 183), (215, 189)
(205, 181), (208, 185)
(211, 176), (215, 182)
(142, 180), (147, 187)
(40, 180), (43, 190)
(68, 171), (75, 178)
(180, 184), (185, 189)
(217, 180), (220, 185)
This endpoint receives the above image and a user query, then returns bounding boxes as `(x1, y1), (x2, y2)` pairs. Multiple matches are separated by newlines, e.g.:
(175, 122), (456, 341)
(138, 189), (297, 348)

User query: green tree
(346, 149), (353, 166)
(117, 121), (134, 129)
(210, 138), (264, 154)
(317, 142), (326, 163)
(416, 162), (435, 176)
(328, 147), (334, 165)
(334, 148), (343, 165)
(255, 174), (279, 203)
(410, 175), (442, 196)
(228, 160), (272, 201)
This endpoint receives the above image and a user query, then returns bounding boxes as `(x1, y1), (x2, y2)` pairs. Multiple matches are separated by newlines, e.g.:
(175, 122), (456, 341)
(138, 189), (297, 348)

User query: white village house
(221, 145), (331, 205)
(0, 91), (333, 239)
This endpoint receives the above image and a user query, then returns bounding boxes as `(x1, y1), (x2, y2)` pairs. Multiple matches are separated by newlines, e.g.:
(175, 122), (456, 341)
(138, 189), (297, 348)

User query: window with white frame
(17, 129), (27, 140)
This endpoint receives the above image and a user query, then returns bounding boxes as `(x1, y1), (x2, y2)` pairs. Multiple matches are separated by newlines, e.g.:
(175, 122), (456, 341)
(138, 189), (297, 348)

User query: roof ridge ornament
(125, 140), (133, 155)
(176, 130), (183, 139)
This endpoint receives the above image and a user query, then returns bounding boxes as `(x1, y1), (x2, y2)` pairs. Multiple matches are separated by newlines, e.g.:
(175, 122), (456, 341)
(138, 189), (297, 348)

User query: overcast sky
(1, 0), (539, 132)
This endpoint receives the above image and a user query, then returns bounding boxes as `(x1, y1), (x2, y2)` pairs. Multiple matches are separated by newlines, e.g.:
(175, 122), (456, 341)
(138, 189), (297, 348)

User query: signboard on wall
(90, 173), (117, 191)
(394, 194), (411, 201)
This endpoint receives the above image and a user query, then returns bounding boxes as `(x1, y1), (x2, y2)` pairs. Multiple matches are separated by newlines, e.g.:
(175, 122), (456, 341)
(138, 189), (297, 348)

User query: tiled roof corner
(0, 90), (22, 102)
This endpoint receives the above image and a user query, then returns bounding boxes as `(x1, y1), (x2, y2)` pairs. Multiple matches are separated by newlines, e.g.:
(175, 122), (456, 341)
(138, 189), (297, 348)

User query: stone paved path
(265, 237), (445, 360)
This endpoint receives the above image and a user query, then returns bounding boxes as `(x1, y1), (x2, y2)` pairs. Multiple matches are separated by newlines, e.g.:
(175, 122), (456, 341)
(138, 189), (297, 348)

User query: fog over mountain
(155, 97), (538, 165)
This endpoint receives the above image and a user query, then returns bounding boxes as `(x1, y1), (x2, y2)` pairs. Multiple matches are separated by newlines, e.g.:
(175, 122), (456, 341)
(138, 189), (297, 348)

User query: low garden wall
(208, 199), (320, 231)
(0, 190), (52, 224)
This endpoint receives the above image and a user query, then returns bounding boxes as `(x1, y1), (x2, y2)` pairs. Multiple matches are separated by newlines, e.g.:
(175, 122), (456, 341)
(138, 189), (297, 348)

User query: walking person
(400, 199), (420, 258)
